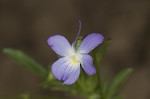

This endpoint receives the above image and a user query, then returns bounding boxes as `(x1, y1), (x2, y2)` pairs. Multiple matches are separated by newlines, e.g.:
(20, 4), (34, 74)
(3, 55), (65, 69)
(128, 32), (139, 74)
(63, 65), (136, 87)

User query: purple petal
(63, 66), (80, 85)
(51, 57), (80, 85)
(78, 33), (104, 53)
(81, 54), (96, 75)
(51, 57), (70, 80)
(47, 35), (73, 56)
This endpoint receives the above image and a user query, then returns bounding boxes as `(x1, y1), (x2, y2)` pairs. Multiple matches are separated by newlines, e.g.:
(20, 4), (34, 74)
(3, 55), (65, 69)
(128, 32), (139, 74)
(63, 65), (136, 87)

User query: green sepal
(75, 36), (82, 50)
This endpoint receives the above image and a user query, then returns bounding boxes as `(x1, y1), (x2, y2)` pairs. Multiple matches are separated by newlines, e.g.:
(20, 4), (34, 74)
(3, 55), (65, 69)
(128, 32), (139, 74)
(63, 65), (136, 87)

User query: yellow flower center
(71, 56), (79, 64)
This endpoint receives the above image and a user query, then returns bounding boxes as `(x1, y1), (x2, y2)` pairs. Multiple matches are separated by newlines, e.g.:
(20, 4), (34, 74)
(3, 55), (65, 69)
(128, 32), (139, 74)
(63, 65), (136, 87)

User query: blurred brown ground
(0, 0), (150, 99)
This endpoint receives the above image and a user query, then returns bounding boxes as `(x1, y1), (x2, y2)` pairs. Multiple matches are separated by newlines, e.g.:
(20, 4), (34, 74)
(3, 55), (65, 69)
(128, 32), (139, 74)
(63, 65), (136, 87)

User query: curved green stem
(94, 54), (105, 99)
(96, 66), (105, 99)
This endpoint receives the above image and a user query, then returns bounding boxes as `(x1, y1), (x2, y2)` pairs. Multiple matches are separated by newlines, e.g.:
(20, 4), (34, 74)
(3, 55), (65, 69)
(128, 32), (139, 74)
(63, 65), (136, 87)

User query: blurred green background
(0, 0), (150, 99)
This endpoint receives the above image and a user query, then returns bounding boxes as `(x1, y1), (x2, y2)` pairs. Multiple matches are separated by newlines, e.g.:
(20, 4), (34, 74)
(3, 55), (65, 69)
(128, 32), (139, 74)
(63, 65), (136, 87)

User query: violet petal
(81, 54), (96, 75)
(47, 35), (72, 56)
(78, 33), (104, 53)
(51, 57), (80, 85)
(51, 57), (70, 80)
(63, 66), (80, 85)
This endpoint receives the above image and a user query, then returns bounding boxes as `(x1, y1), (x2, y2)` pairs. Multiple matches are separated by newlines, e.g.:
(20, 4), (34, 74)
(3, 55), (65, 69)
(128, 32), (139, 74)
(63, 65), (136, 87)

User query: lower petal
(51, 57), (80, 85)
(63, 66), (80, 85)
(81, 54), (96, 75)
(51, 57), (70, 80)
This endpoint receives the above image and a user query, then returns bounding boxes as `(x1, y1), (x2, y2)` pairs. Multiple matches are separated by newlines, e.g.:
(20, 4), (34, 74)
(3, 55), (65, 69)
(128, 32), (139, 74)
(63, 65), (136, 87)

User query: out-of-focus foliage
(105, 68), (133, 99)
(0, 94), (66, 99)
(3, 48), (47, 78)
(95, 38), (111, 67)
(3, 39), (133, 99)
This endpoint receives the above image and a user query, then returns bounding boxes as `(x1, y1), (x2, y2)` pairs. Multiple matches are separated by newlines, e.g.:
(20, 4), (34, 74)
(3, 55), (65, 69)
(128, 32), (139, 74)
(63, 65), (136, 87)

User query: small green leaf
(95, 38), (111, 67)
(3, 48), (47, 78)
(106, 68), (133, 99)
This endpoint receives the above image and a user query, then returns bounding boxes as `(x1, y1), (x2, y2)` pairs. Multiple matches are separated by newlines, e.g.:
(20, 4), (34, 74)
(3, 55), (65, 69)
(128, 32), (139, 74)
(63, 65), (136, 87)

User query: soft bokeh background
(0, 0), (150, 99)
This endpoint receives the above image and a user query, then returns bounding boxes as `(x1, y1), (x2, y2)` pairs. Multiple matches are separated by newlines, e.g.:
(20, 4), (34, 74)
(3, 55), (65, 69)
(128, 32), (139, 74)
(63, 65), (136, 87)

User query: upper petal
(78, 33), (104, 53)
(51, 57), (80, 85)
(47, 35), (73, 56)
(81, 54), (96, 76)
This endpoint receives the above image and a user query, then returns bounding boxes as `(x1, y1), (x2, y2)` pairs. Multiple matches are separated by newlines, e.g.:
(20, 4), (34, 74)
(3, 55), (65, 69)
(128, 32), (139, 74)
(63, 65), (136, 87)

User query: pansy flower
(47, 23), (104, 85)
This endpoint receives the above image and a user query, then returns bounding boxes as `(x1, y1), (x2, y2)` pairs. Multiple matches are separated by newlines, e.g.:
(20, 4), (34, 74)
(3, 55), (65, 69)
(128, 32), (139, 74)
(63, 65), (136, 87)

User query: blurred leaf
(95, 38), (111, 67)
(3, 48), (47, 78)
(87, 93), (100, 99)
(39, 71), (76, 94)
(112, 94), (123, 99)
(106, 68), (133, 99)
(74, 70), (99, 98)
(39, 70), (60, 89)
(103, 75), (111, 95)
(20, 94), (30, 99)
(0, 94), (67, 99)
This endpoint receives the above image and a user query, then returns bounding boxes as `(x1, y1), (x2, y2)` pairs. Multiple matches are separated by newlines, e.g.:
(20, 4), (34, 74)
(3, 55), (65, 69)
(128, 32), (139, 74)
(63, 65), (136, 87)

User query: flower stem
(94, 54), (105, 99)
(97, 71), (105, 99)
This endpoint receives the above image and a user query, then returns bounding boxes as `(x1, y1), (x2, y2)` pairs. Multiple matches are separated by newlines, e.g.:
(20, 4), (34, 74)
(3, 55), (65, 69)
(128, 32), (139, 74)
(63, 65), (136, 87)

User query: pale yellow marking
(71, 56), (79, 64)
